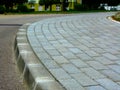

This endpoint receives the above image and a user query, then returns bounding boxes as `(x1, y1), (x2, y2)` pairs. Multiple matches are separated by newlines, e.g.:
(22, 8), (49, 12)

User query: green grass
(3, 10), (111, 15)
(112, 12), (120, 21)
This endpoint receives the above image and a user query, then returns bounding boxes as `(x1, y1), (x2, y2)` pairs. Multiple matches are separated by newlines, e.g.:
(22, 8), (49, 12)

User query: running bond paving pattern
(27, 13), (120, 90)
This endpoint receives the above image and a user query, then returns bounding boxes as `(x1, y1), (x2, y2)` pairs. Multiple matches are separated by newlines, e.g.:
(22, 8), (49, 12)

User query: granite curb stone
(14, 24), (65, 90)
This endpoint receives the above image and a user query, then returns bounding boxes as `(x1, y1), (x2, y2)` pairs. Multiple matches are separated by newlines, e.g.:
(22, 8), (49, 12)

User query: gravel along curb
(14, 24), (65, 90)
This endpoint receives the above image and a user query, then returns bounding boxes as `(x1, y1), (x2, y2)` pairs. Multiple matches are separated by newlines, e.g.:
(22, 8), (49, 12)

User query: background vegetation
(0, 0), (120, 14)
(112, 12), (120, 21)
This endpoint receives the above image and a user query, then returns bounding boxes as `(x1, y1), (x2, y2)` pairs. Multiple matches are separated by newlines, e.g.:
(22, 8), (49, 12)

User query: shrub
(74, 4), (88, 11)
(0, 5), (5, 14)
(17, 4), (29, 12)
(113, 12), (120, 21)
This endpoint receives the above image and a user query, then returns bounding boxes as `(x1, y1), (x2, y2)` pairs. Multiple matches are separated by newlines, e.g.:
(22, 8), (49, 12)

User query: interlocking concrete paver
(81, 67), (105, 79)
(52, 56), (69, 64)
(96, 78), (120, 90)
(59, 79), (85, 90)
(49, 68), (71, 80)
(70, 59), (88, 68)
(101, 70), (120, 81)
(68, 47), (83, 54)
(61, 52), (77, 59)
(76, 53), (92, 61)
(103, 53), (119, 60)
(116, 61), (120, 65)
(108, 65), (120, 74)
(86, 86), (106, 90)
(94, 57), (115, 65)
(46, 49), (61, 56)
(118, 82), (120, 85)
(61, 64), (81, 74)
(41, 59), (60, 69)
(27, 13), (120, 90)
(71, 73), (98, 86)
(84, 50), (100, 57)
(86, 61), (108, 70)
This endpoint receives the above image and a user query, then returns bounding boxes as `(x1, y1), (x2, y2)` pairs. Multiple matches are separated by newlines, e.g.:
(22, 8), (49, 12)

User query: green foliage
(82, 0), (120, 10)
(17, 4), (29, 12)
(74, 4), (88, 11)
(82, 0), (100, 10)
(14, 0), (28, 4)
(101, 0), (120, 6)
(0, 0), (27, 12)
(39, 0), (46, 5)
(39, 0), (60, 5)
(113, 12), (120, 21)
(39, 0), (61, 11)
(62, 0), (69, 11)
(0, 5), (5, 14)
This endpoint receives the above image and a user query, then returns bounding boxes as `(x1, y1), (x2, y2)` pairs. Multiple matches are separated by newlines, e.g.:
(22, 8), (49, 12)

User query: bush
(17, 4), (29, 12)
(113, 12), (120, 21)
(0, 5), (5, 14)
(74, 4), (88, 11)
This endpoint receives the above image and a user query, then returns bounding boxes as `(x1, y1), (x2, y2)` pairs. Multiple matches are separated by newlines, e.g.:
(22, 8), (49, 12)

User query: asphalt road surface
(0, 14), (69, 90)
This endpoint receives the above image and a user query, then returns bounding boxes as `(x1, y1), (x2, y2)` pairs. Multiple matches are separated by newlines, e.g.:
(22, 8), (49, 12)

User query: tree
(39, 0), (61, 11)
(0, 0), (27, 12)
(103, 0), (120, 6)
(82, 0), (101, 10)
(82, 0), (120, 9)
(14, 0), (28, 4)
(61, 0), (69, 11)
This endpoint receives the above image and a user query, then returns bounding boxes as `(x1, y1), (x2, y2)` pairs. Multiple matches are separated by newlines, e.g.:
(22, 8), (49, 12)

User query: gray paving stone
(57, 47), (68, 53)
(118, 82), (120, 85)
(61, 64), (81, 74)
(33, 47), (44, 53)
(70, 59), (88, 68)
(103, 53), (118, 60)
(49, 68), (71, 80)
(108, 65), (120, 74)
(81, 67), (105, 79)
(76, 53), (92, 61)
(43, 45), (55, 50)
(46, 49), (61, 56)
(37, 52), (52, 60)
(94, 57), (115, 65)
(116, 55), (120, 58)
(105, 48), (120, 55)
(71, 73), (98, 86)
(58, 39), (69, 44)
(96, 43), (108, 49)
(68, 47), (83, 54)
(116, 61), (120, 65)
(87, 61), (108, 70)
(84, 50), (100, 57)
(61, 42), (74, 47)
(84, 42), (96, 48)
(26, 13), (120, 90)
(86, 86), (106, 90)
(61, 52), (77, 59)
(52, 56), (69, 64)
(77, 45), (90, 51)
(41, 59), (60, 69)
(101, 70), (120, 82)
(91, 47), (106, 54)
(59, 79), (85, 90)
(96, 78), (120, 90)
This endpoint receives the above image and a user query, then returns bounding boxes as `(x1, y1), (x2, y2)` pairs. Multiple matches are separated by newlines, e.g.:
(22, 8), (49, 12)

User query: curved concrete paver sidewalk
(27, 13), (120, 90)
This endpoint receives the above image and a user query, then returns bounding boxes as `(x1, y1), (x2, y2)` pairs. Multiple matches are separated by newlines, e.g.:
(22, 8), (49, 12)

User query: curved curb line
(108, 16), (120, 24)
(14, 24), (65, 90)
